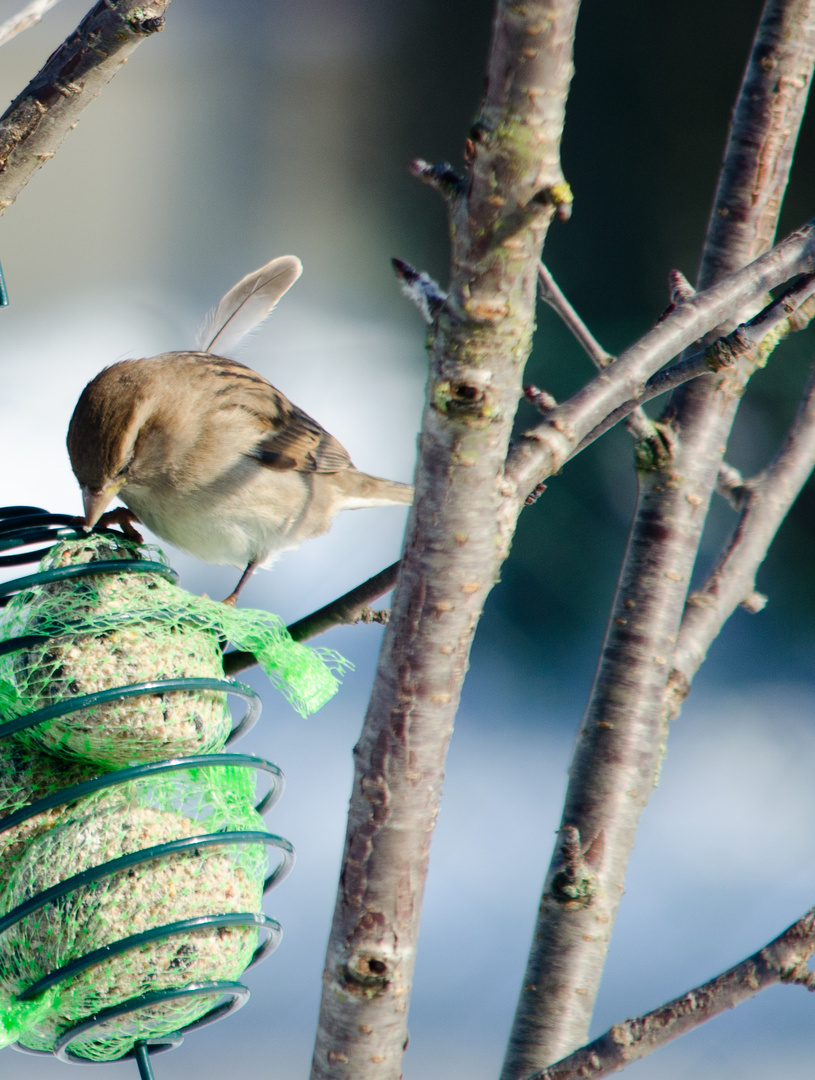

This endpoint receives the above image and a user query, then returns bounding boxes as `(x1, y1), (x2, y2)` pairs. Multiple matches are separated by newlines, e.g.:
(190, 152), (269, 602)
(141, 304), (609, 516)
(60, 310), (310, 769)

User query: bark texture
(504, 220), (815, 498)
(0, 0), (170, 213)
(500, 3), (815, 1075)
(309, 3), (582, 1078)
(668, 359), (815, 709)
(529, 906), (815, 1080)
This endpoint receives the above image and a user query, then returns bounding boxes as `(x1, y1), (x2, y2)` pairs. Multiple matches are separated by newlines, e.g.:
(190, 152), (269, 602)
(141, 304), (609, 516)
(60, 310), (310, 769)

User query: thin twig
(408, 157), (464, 200)
(355, 607), (390, 625)
(505, 218), (815, 501)
(712, 291), (815, 508)
(0, 0), (170, 215)
(0, 0), (63, 48)
(222, 562), (401, 677)
(569, 271), (815, 459)
(666, 359), (815, 714)
(527, 906), (815, 1080)
(537, 263), (614, 367)
(391, 257), (447, 323)
(537, 262), (657, 443)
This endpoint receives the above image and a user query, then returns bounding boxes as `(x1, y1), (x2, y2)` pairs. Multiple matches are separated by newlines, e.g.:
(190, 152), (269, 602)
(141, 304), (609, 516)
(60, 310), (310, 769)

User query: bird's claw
(85, 508), (145, 543)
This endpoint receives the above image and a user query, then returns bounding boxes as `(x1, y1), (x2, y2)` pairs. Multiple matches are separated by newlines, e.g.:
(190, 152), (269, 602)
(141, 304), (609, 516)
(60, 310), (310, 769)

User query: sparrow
(66, 256), (413, 603)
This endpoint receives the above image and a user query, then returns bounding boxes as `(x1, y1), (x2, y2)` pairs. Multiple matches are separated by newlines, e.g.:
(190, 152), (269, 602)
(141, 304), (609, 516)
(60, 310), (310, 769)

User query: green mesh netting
(0, 761), (269, 1060)
(0, 740), (99, 881)
(0, 534), (347, 767)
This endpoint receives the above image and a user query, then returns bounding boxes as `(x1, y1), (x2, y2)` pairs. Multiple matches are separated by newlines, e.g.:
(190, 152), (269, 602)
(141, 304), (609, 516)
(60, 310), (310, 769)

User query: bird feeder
(0, 506), (335, 1078)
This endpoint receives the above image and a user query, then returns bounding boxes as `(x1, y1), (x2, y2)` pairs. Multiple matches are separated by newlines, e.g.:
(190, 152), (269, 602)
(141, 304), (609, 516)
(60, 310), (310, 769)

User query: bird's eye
(116, 456), (134, 479)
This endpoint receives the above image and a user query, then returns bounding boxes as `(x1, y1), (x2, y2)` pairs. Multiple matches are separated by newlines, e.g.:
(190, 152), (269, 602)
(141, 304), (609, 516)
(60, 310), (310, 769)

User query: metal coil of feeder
(0, 506), (263, 759)
(0, 507), (296, 1079)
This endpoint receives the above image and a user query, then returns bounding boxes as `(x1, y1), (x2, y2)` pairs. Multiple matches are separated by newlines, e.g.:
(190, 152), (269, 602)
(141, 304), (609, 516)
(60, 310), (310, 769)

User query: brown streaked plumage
(67, 351), (413, 601)
(66, 256), (413, 601)
(68, 256), (413, 602)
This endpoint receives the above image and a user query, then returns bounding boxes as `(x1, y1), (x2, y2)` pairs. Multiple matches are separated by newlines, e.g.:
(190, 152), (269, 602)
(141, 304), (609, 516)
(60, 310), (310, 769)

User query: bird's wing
(186, 352), (353, 474)
(250, 398), (354, 473)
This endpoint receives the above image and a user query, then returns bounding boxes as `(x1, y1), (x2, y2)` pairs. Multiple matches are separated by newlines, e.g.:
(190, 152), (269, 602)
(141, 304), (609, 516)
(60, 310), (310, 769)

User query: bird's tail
(337, 471), (414, 510)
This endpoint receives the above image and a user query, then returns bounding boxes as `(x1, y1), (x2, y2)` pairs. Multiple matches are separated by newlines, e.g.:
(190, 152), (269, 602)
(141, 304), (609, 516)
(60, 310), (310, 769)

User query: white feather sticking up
(196, 255), (303, 356)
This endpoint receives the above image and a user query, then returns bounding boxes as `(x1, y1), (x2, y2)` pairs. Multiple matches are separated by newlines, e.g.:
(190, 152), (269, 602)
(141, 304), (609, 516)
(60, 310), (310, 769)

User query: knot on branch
(392, 257), (447, 323)
(706, 320), (781, 376)
(716, 462), (749, 510)
(408, 157), (463, 200)
(633, 421), (674, 472)
(664, 668), (690, 721)
(705, 330), (750, 371)
(548, 825), (603, 908)
(432, 377), (495, 424)
(460, 291), (511, 322)
(128, 14), (166, 34)
(0, 99), (42, 171)
(341, 952), (392, 998)
(355, 607), (390, 625)
(778, 959), (815, 991)
(685, 590), (717, 609)
(531, 180), (573, 222)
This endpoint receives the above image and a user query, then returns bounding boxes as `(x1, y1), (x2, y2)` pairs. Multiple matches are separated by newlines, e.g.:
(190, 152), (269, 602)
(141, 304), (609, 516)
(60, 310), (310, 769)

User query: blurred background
(0, 0), (814, 1077)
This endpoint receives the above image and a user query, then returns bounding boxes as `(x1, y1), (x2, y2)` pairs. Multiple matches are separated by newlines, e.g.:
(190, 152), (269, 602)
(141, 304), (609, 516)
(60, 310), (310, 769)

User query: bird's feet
(78, 507), (145, 543)
(222, 561), (257, 606)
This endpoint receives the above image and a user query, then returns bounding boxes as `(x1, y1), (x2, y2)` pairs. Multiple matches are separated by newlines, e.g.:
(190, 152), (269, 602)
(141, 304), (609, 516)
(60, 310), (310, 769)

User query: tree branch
(537, 262), (613, 368)
(666, 358), (815, 713)
(499, 4), (815, 1075)
(408, 157), (464, 201)
(310, 3), (582, 1078)
(391, 257), (447, 324)
(569, 270), (815, 459)
(0, 0), (170, 214)
(0, 0), (64, 49)
(222, 562), (401, 677)
(537, 262), (657, 444)
(713, 292), (815, 507)
(526, 906), (815, 1080)
(505, 218), (815, 501)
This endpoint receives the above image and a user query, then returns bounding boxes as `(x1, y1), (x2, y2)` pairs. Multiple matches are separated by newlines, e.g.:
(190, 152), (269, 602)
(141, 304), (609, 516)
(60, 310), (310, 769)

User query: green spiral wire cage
(0, 507), (296, 1080)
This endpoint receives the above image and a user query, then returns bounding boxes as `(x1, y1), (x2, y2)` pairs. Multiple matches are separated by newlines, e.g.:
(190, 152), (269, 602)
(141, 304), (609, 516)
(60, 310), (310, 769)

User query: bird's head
(67, 358), (174, 528)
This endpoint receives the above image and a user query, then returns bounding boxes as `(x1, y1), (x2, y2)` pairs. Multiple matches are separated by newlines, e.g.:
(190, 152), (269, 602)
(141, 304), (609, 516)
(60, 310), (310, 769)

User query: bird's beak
(81, 482), (123, 530)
